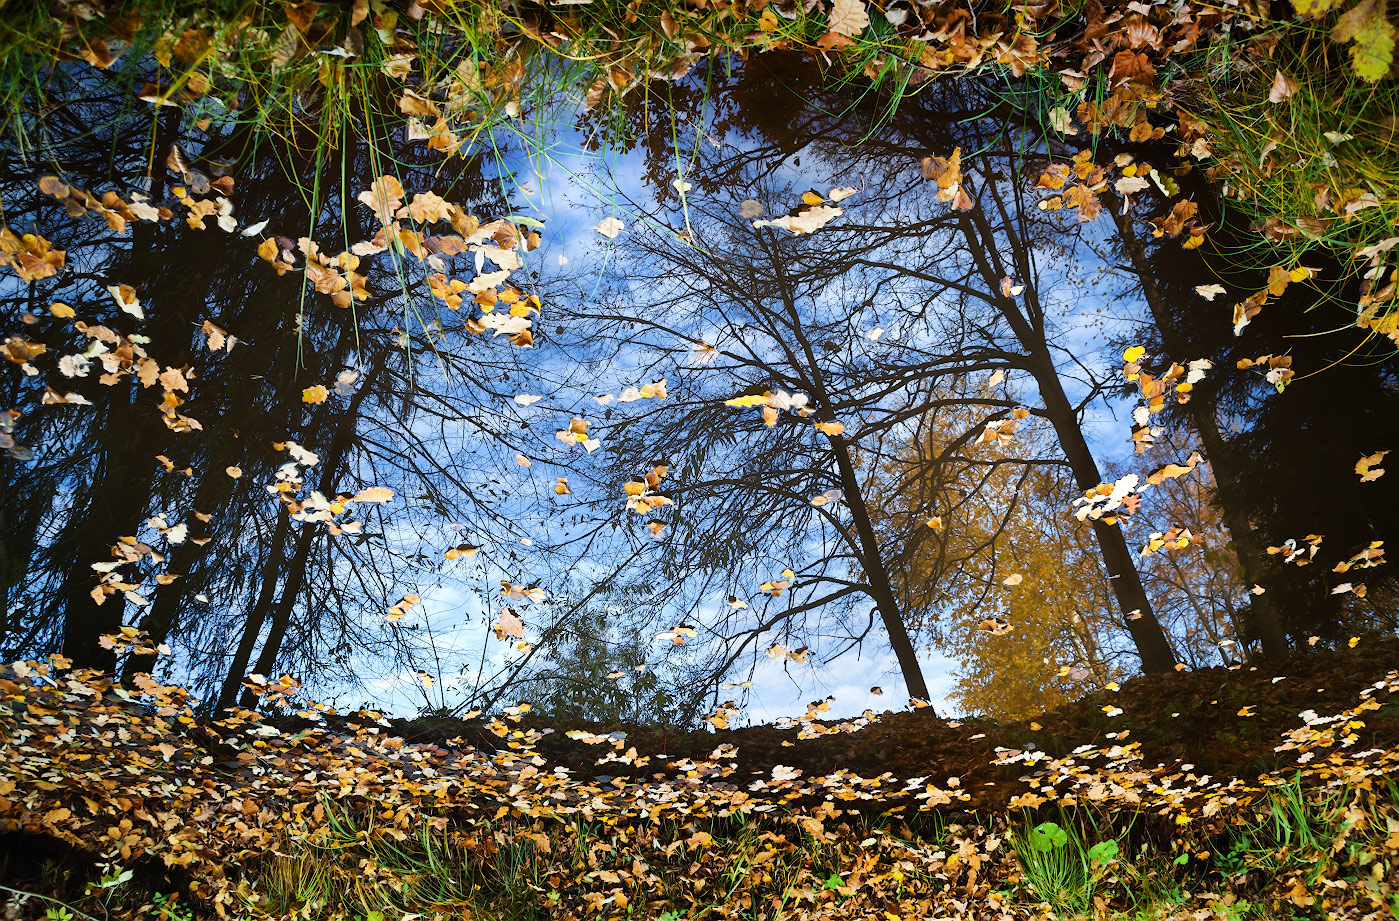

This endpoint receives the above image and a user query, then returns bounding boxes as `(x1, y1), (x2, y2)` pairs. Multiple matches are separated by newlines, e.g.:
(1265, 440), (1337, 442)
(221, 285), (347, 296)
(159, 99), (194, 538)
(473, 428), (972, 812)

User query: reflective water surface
(2, 56), (1396, 726)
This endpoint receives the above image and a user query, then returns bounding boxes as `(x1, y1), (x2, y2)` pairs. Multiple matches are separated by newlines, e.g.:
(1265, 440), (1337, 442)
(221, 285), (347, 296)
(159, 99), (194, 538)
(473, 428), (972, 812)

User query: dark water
(2, 57), (1395, 726)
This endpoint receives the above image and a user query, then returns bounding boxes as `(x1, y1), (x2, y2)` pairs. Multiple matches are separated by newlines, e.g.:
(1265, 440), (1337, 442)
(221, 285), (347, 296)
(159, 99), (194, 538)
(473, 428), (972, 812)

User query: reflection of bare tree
(543, 163), (1058, 707)
(0, 69), (555, 713)
(583, 69), (1184, 678)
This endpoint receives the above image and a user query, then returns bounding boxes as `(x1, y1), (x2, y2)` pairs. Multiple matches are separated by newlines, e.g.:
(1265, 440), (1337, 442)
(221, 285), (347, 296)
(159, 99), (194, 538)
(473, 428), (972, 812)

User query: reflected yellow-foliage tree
(934, 469), (1125, 722)
(871, 390), (1246, 722)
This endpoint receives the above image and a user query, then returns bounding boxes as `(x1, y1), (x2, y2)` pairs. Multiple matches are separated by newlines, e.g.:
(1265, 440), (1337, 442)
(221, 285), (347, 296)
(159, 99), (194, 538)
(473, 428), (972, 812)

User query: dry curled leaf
(826, 0), (871, 36)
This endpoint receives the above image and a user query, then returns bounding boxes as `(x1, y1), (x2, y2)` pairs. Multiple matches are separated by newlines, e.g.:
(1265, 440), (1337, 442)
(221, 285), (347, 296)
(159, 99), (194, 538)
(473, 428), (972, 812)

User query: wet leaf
(1356, 450), (1388, 481)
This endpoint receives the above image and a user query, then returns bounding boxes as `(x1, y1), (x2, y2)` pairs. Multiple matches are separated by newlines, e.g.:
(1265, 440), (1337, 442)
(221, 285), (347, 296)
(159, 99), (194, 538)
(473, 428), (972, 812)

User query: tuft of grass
(1175, 21), (1399, 341)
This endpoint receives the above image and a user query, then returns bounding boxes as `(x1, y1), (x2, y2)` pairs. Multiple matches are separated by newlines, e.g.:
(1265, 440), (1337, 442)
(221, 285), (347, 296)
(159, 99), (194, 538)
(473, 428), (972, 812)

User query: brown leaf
(1269, 68), (1298, 102)
(827, 0), (871, 36)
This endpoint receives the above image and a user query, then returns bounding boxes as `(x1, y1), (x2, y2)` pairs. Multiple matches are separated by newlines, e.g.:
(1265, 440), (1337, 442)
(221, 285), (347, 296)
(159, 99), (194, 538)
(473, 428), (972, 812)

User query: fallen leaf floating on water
(1194, 284), (1226, 300)
(1146, 450), (1203, 485)
(658, 624), (698, 645)
(0, 230), (65, 282)
(556, 417), (601, 452)
(752, 204), (844, 235)
(1267, 534), (1324, 566)
(616, 379), (668, 402)
(1333, 540), (1385, 573)
(302, 384), (329, 404)
(357, 175), (404, 226)
(1140, 527), (1194, 557)
(1237, 354), (1295, 390)
(513, 393), (543, 406)
(493, 608), (525, 640)
(1002, 573), (1023, 586)
(624, 463), (672, 514)
(501, 581), (545, 603)
(738, 199), (763, 219)
(386, 593), (421, 622)
(200, 320), (237, 352)
(595, 216), (624, 239)
(106, 284), (144, 320)
(351, 486), (394, 503)
(814, 420), (845, 436)
(828, 186), (858, 202)
(1356, 450), (1388, 481)
(920, 147), (974, 209)
(1073, 473), (1140, 522)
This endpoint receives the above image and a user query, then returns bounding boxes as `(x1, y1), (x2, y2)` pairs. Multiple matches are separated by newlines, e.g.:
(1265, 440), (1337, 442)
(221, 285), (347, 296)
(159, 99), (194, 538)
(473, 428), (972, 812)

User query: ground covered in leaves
(382, 637), (1399, 811)
(3, 636), (1399, 920)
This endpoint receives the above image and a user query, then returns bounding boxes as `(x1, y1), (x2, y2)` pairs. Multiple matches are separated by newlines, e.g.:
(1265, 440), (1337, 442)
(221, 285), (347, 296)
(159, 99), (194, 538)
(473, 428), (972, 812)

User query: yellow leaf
(1123, 345), (1146, 363)
(725, 393), (770, 407)
(302, 384), (329, 404)
(801, 190), (826, 206)
(814, 421), (845, 436)
(1356, 450), (1388, 481)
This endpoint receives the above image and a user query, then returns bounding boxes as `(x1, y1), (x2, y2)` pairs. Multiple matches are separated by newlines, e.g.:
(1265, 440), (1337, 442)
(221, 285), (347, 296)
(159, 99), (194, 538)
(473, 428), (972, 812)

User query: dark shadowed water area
(2, 53), (1396, 732)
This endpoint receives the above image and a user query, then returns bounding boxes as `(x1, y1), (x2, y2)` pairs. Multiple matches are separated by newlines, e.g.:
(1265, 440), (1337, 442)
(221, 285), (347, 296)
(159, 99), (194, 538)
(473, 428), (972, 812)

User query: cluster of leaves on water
(3, 631), (1399, 919)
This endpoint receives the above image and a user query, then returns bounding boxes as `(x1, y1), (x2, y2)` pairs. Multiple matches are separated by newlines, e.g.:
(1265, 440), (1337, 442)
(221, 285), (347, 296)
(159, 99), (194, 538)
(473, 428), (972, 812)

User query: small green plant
(151, 891), (195, 921)
(84, 861), (133, 901)
(1012, 815), (1128, 917)
(1027, 820), (1069, 853)
(44, 908), (74, 921)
